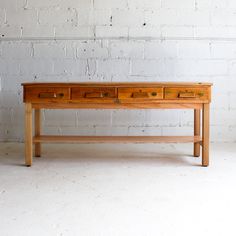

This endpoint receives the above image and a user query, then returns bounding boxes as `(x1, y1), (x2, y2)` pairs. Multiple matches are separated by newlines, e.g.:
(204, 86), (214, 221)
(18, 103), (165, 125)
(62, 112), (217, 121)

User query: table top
(22, 82), (213, 87)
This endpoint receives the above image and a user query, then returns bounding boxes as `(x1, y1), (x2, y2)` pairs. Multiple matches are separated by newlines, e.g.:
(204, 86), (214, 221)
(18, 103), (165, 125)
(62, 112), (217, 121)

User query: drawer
(118, 88), (163, 100)
(71, 87), (117, 99)
(164, 87), (209, 100)
(24, 87), (70, 102)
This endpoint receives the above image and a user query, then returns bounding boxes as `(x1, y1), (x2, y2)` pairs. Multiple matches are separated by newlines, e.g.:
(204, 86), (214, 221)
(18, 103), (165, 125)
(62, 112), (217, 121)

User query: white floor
(0, 142), (236, 236)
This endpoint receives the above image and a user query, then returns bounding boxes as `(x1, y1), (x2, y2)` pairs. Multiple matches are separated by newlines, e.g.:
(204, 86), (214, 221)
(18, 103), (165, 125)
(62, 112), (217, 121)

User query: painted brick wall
(0, 0), (236, 142)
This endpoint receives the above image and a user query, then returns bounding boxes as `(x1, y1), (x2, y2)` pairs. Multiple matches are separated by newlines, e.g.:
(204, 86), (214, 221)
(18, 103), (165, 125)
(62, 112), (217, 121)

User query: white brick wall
(0, 0), (236, 142)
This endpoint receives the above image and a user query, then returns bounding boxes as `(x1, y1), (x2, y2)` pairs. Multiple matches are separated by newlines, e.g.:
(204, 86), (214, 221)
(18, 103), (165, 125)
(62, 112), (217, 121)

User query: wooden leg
(25, 103), (33, 167)
(34, 109), (41, 157)
(194, 109), (200, 157)
(202, 103), (210, 167)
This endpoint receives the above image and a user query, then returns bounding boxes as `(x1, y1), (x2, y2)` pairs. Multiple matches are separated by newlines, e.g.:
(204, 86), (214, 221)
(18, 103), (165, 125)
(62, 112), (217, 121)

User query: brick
(76, 9), (94, 26)
(128, 0), (161, 10)
(39, 8), (77, 26)
(95, 125), (128, 135)
(94, 0), (127, 10)
(61, 126), (95, 135)
(110, 40), (144, 59)
(128, 126), (162, 135)
(144, 110), (181, 126)
(162, 126), (193, 136)
(28, 0), (92, 8)
(55, 26), (94, 38)
(6, 9), (38, 27)
(145, 9), (178, 26)
(1, 42), (32, 59)
(0, 9), (5, 25)
(53, 59), (87, 75)
(175, 59), (228, 76)
(33, 42), (65, 58)
(211, 110), (236, 126)
(11, 106), (24, 126)
(129, 26), (161, 38)
(76, 41), (109, 59)
(42, 126), (61, 135)
(44, 110), (77, 126)
(177, 9), (210, 26)
(86, 59), (97, 76)
(162, 0), (195, 9)
(19, 59), (54, 75)
(22, 25), (54, 37)
(145, 41), (177, 59)
(0, 0), (26, 10)
(97, 59), (130, 75)
(0, 124), (24, 142)
(0, 59), (20, 75)
(0, 108), (13, 125)
(211, 92), (229, 110)
(0, 25), (21, 38)
(196, 0), (227, 9)
(93, 9), (112, 26)
(161, 26), (194, 38)
(77, 110), (112, 125)
(229, 93), (236, 109)
(131, 59), (162, 76)
(195, 26), (236, 38)
(95, 26), (128, 37)
(227, 0), (236, 9)
(112, 110), (146, 126)
(211, 9), (236, 26)
(0, 91), (20, 108)
(211, 126), (236, 142)
(211, 42), (236, 59)
(1, 75), (22, 92)
(111, 9), (144, 27)
(178, 41), (211, 59)
(229, 60), (236, 75)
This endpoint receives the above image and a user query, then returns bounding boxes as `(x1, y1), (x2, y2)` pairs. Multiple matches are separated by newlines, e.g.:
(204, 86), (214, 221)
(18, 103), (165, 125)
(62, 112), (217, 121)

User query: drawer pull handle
(132, 92), (149, 98)
(178, 92), (196, 98)
(85, 92), (109, 98)
(38, 93), (64, 98)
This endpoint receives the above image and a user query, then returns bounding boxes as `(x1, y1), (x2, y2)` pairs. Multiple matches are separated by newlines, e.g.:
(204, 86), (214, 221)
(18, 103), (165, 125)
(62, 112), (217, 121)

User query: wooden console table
(22, 82), (212, 167)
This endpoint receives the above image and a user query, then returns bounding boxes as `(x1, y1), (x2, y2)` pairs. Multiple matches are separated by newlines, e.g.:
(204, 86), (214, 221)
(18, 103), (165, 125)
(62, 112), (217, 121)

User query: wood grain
(194, 109), (201, 157)
(22, 82), (213, 87)
(22, 82), (212, 167)
(33, 135), (202, 144)
(202, 103), (210, 167)
(25, 103), (33, 166)
(164, 87), (209, 100)
(34, 109), (41, 157)
(32, 103), (203, 109)
(118, 87), (163, 100)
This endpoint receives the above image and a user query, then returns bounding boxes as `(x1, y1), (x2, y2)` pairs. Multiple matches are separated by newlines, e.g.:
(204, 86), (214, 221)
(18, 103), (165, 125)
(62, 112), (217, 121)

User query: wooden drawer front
(118, 88), (163, 100)
(71, 87), (117, 100)
(164, 87), (209, 100)
(24, 87), (70, 102)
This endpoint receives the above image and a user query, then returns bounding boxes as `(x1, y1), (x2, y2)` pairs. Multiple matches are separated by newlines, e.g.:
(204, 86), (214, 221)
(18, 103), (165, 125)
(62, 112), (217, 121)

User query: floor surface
(0, 142), (236, 236)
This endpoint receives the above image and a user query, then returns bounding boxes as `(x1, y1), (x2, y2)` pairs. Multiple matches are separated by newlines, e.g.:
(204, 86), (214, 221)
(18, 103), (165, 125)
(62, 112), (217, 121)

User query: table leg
(25, 103), (33, 166)
(34, 109), (41, 157)
(194, 109), (200, 157)
(202, 103), (210, 167)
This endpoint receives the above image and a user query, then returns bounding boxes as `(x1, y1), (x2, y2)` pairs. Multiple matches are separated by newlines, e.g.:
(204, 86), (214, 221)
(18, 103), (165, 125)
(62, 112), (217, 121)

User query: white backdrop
(0, 0), (236, 142)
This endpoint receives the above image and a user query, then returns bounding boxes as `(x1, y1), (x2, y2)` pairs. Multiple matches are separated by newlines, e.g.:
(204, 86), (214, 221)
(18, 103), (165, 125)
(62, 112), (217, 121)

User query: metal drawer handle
(178, 92), (196, 98)
(38, 92), (64, 98)
(85, 92), (109, 98)
(132, 92), (149, 98)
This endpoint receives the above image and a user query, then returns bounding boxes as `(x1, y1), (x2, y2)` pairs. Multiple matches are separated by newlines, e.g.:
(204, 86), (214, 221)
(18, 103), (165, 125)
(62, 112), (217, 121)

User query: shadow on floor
(0, 143), (201, 167)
